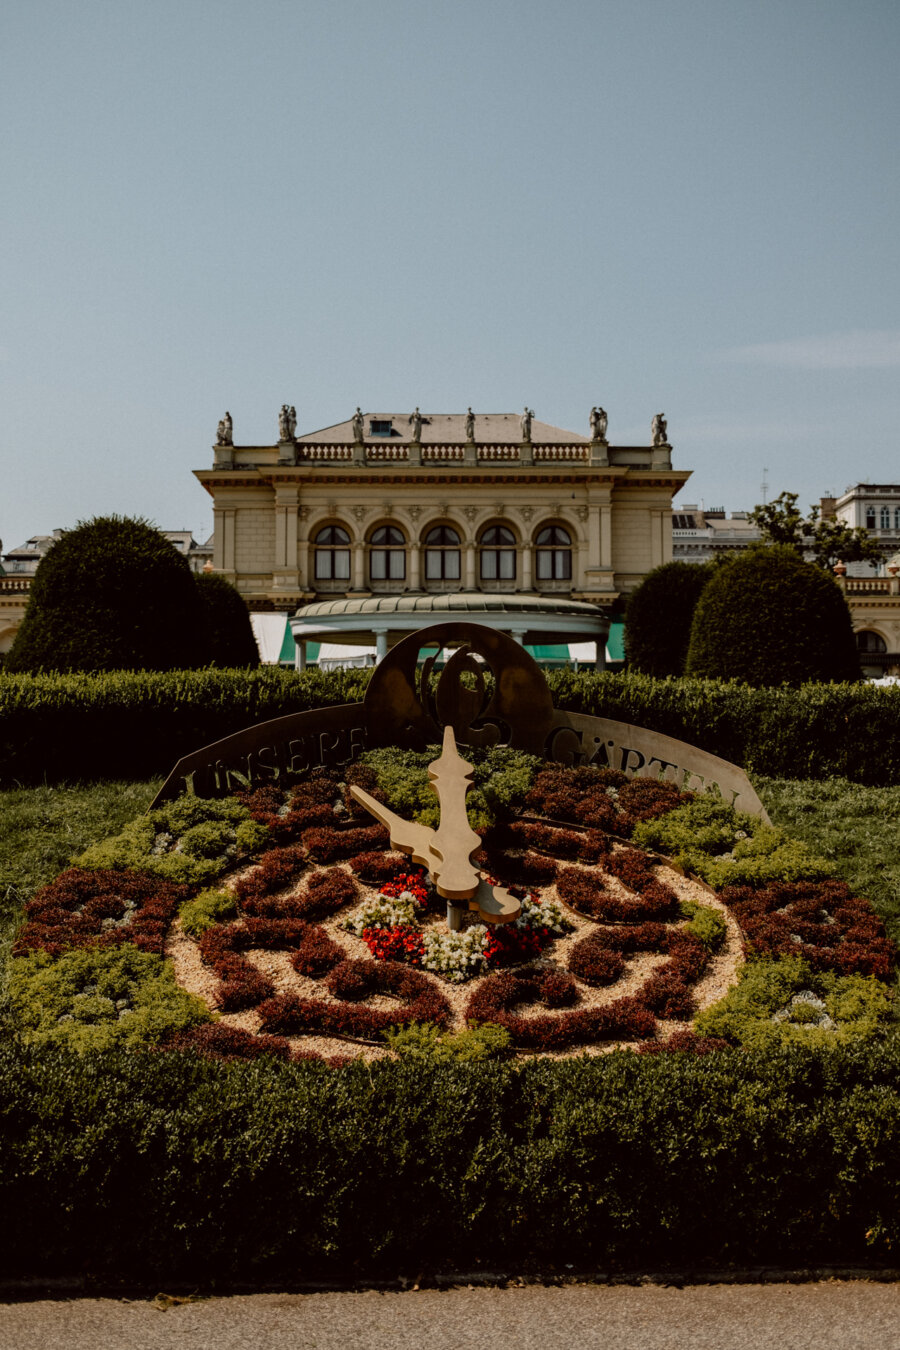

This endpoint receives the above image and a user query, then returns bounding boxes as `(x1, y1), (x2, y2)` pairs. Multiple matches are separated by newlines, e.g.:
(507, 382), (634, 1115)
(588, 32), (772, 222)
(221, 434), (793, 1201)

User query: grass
(756, 775), (900, 949)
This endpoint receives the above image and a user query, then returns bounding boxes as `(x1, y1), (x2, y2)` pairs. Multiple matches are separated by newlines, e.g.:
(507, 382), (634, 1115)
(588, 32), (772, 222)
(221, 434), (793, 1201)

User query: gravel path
(2, 1282), (899, 1350)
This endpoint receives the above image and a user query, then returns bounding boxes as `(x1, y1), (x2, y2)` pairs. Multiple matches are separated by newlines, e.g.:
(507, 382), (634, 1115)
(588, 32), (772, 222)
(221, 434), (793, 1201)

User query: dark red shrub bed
(298, 867), (357, 918)
(302, 824), (390, 862)
(722, 879), (896, 978)
(344, 764), (387, 817)
(257, 960), (452, 1040)
(567, 928), (708, 1018)
(15, 868), (189, 958)
(567, 942), (626, 985)
(238, 784), (338, 843)
(348, 851), (408, 883)
(615, 777), (691, 829)
(165, 1023), (295, 1061)
(215, 956), (276, 1012)
(234, 846), (308, 902)
(525, 764), (689, 838)
(465, 969), (656, 1048)
(483, 921), (553, 966)
(478, 848), (559, 888)
(557, 867), (679, 923)
(290, 926), (345, 977)
(498, 820), (607, 863)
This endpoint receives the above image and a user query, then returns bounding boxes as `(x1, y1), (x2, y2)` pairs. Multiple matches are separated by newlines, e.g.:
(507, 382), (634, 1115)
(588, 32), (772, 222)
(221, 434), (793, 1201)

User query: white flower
(421, 926), (489, 982)
(343, 890), (421, 935)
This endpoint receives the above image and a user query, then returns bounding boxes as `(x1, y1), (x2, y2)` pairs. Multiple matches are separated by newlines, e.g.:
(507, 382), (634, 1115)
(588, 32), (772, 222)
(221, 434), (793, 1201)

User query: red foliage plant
(290, 925), (345, 977)
(302, 823), (390, 863)
(234, 845), (308, 902)
(723, 879), (896, 979)
(348, 851), (408, 884)
(556, 867), (679, 923)
(465, 968), (657, 1049)
(524, 764), (690, 838)
(497, 821), (608, 864)
(566, 927), (708, 1019)
(165, 1022), (295, 1061)
(15, 868), (190, 958)
(239, 779), (341, 844)
(257, 959), (452, 1040)
(637, 1030), (730, 1056)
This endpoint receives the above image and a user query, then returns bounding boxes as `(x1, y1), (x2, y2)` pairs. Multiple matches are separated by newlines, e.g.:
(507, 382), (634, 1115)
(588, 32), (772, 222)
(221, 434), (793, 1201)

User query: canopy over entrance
(289, 592), (611, 668)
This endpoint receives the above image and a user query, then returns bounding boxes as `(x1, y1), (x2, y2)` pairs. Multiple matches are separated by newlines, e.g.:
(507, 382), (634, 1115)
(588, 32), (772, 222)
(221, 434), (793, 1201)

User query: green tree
(685, 545), (860, 687)
(749, 492), (884, 571)
(195, 572), (260, 668)
(5, 516), (209, 673)
(624, 561), (716, 676)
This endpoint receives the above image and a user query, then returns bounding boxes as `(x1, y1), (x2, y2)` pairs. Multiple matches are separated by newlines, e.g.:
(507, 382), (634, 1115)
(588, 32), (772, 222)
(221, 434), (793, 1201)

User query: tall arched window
(424, 525), (460, 581)
(856, 630), (887, 653)
(866, 507), (877, 529)
(881, 507), (891, 529)
(314, 525), (350, 581)
(535, 524), (572, 580)
(369, 525), (406, 581)
(479, 525), (516, 581)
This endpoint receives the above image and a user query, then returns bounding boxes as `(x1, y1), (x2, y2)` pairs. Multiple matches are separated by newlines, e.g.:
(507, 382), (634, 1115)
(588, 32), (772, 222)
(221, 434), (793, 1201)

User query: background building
(198, 407), (689, 666)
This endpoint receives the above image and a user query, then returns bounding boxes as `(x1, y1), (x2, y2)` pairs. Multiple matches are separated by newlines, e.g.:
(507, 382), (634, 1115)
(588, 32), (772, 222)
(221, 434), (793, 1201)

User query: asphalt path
(1, 1282), (899, 1350)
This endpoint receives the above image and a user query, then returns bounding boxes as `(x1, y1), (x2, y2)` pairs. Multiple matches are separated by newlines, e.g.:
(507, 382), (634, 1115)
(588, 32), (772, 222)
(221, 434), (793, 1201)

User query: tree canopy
(624, 561), (715, 676)
(748, 492), (883, 572)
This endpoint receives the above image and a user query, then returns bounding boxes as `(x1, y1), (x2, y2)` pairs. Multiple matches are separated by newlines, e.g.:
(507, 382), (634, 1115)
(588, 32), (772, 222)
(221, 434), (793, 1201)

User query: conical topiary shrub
(685, 545), (860, 687)
(6, 516), (209, 672)
(195, 572), (260, 668)
(624, 560), (716, 676)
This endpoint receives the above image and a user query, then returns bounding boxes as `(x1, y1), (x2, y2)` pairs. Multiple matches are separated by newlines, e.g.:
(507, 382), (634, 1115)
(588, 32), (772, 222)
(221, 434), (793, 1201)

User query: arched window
(535, 524), (572, 581)
(856, 630), (887, 653)
(894, 508), (900, 530)
(424, 525), (460, 581)
(866, 507), (876, 529)
(479, 525), (516, 581)
(314, 525), (350, 581)
(881, 507), (891, 529)
(369, 525), (406, 581)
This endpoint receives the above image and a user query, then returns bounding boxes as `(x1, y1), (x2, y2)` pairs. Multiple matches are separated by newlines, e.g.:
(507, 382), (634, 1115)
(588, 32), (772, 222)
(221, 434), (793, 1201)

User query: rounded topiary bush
(195, 572), (260, 668)
(685, 545), (860, 686)
(6, 516), (209, 673)
(624, 561), (715, 676)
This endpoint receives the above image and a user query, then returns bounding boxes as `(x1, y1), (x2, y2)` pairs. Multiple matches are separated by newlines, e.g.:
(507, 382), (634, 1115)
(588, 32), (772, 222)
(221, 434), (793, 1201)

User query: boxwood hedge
(2, 1040), (900, 1284)
(2, 665), (900, 785)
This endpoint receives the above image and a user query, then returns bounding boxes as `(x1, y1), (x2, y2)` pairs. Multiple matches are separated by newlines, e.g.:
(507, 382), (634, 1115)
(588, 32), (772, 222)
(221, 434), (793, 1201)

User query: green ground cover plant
(357, 743), (541, 831)
(178, 888), (239, 937)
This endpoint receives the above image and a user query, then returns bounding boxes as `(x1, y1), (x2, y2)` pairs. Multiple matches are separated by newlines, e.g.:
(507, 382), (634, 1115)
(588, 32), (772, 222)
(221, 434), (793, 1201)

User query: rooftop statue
(288, 405), (297, 439)
(651, 413), (668, 446)
(408, 407), (423, 441)
(590, 406), (607, 442)
(465, 407), (475, 441)
(352, 407), (365, 444)
(215, 411), (233, 446)
(278, 404), (292, 442)
(520, 406), (534, 442)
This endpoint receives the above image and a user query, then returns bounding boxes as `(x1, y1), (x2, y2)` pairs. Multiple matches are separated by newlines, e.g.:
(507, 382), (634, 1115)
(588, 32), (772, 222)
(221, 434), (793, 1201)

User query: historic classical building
(197, 406), (689, 666)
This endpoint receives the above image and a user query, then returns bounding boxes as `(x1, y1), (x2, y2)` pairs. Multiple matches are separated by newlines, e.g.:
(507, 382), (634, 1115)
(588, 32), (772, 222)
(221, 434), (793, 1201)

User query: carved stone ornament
(462, 505), (479, 522)
(519, 506), (535, 522)
(576, 505), (590, 522)
(407, 505), (423, 521)
(351, 505), (367, 522)
(298, 506), (311, 521)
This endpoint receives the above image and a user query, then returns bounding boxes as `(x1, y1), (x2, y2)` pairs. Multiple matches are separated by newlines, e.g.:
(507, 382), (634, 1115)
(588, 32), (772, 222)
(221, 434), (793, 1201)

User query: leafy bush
(679, 901), (727, 954)
(695, 957), (894, 1048)
(624, 560), (716, 676)
(8, 945), (209, 1050)
(15, 867), (189, 957)
(685, 545), (860, 686)
(5, 516), (208, 674)
(178, 888), (238, 938)
(75, 796), (269, 886)
(632, 795), (830, 889)
(384, 1020), (513, 1061)
(194, 572), (260, 668)
(360, 744), (541, 831)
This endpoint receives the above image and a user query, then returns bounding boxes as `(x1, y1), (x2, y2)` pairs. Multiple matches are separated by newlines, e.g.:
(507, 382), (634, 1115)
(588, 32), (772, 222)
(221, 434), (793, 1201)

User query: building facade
(198, 407), (690, 663)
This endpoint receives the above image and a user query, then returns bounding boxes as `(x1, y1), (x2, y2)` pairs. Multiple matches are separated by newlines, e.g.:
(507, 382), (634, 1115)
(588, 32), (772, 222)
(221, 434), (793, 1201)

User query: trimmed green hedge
(0, 667), (370, 785)
(2, 1041), (900, 1282)
(545, 670), (900, 786)
(2, 666), (900, 786)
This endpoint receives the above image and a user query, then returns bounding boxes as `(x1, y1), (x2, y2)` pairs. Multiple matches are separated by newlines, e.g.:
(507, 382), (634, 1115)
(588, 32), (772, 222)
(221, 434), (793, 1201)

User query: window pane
(425, 551), (441, 579)
(536, 551), (552, 580)
(481, 552), (497, 580)
(445, 552), (460, 580)
(499, 550), (515, 580)
(334, 550), (350, 580)
(556, 550), (571, 579)
(389, 550), (405, 579)
(370, 552), (386, 580)
(315, 553), (331, 580)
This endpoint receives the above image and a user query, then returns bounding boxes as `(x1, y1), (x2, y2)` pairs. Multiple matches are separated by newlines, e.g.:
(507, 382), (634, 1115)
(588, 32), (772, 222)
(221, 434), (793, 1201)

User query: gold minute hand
(426, 725), (482, 901)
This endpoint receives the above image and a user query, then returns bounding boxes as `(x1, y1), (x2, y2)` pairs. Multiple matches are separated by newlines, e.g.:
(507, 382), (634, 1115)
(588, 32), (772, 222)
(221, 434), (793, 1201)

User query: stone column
(409, 540), (421, 591)
(294, 637), (307, 671)
(464, 539), (477, 590)
(521, 540), (533, 592)
(374, 628), (389, 663)
(594, 636), (607, 671)
(509, 628), (526, 645)
(353, 541), (366, 591)
(273, 486), (300, 589)
(214, 507), (237, 575)
(600, 505), (613, 569)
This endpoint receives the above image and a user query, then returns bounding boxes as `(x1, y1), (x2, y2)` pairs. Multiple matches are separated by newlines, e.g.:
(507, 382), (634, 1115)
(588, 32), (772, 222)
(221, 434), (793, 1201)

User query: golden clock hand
(347, 785), (438, 872)
(426, 725), (482, 901)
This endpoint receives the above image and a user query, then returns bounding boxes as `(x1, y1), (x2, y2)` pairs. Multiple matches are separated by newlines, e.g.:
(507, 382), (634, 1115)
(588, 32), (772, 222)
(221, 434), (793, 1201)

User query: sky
(2, 0), (898, 551)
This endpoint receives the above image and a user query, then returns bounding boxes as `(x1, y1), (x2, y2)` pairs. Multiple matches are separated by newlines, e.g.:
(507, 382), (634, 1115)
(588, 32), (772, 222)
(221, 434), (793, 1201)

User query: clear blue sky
(2, 0), (898, 550)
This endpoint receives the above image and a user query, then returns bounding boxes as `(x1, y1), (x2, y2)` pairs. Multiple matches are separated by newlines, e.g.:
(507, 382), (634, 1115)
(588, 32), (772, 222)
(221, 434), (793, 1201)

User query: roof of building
(297, 593), (605, 620)
(296, 413), (589, 445)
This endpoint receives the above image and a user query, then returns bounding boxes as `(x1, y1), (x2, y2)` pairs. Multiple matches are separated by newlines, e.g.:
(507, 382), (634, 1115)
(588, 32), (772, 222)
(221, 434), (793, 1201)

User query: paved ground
(1, 1282), (899, 1350)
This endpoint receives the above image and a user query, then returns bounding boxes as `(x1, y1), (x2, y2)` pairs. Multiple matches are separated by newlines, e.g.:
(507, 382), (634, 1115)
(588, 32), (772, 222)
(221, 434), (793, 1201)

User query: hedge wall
(0, 668), (370, 786)
(2, 666), (900, 786)
(2, 1041), (900, 1284)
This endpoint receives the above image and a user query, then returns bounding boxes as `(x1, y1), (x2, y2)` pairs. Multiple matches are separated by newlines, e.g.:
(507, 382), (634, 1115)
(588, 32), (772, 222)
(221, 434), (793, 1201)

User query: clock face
(164, 754), (743, 1061)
